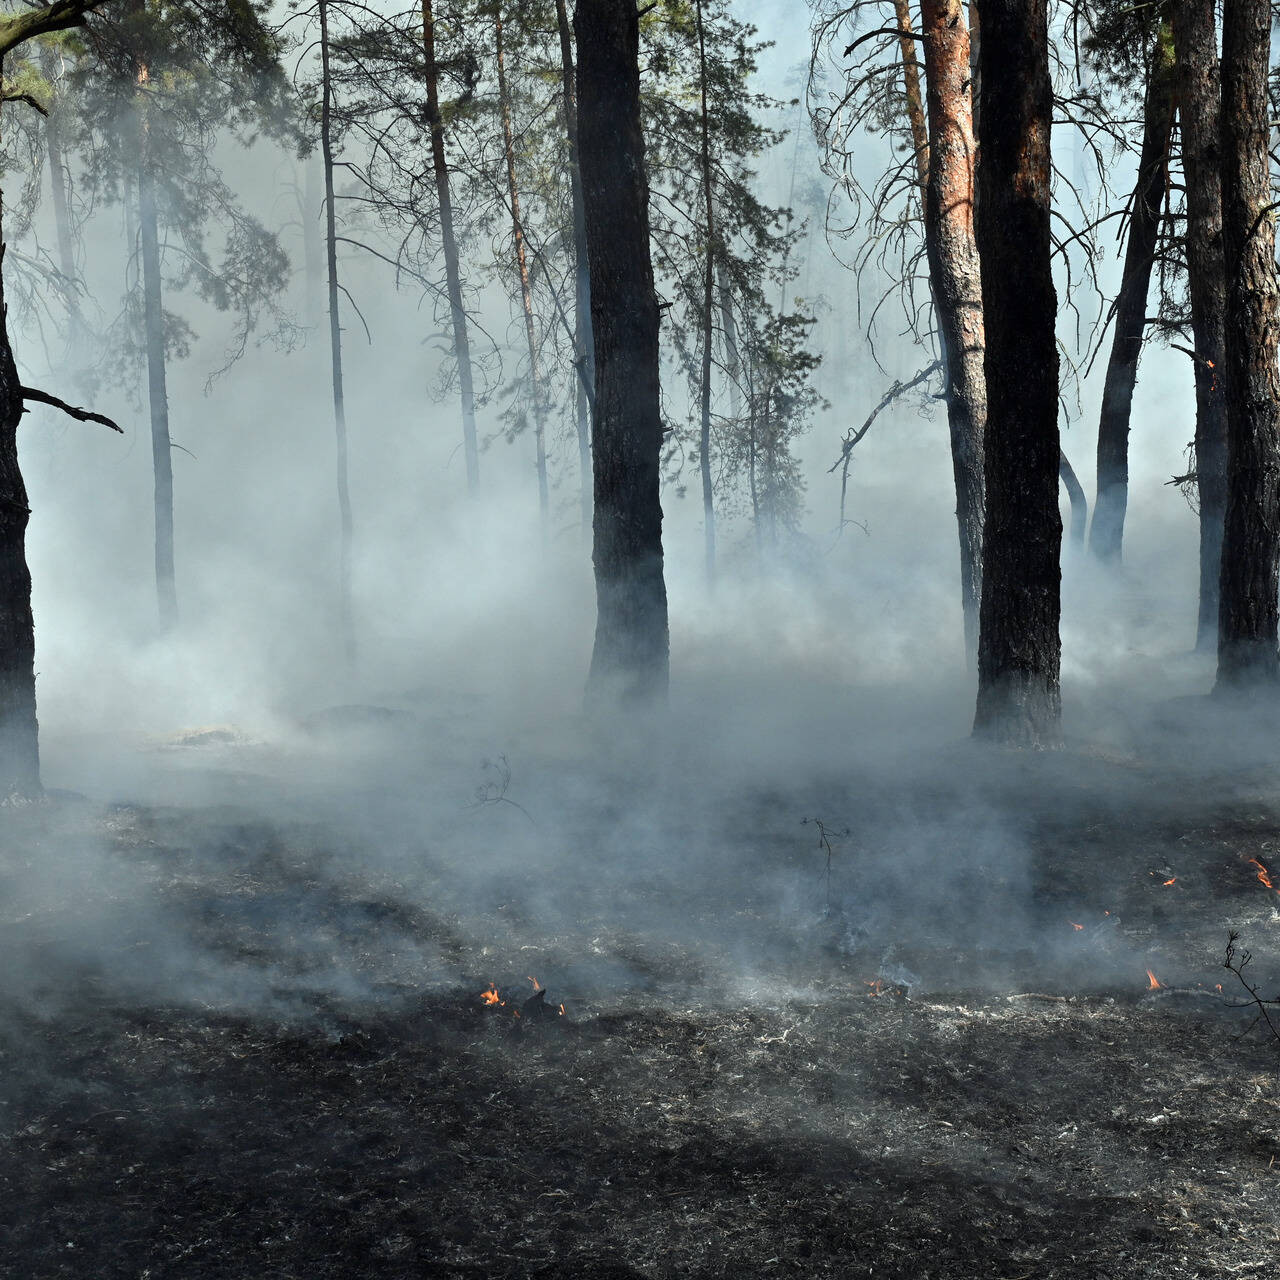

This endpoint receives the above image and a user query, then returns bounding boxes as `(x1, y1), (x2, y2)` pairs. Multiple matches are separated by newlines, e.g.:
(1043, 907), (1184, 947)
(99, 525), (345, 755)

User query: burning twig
(1223, 932), (1280, 1045)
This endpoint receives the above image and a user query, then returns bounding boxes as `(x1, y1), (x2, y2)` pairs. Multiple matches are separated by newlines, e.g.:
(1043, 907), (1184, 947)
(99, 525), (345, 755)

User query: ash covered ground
(3, 682), (1280, 1279)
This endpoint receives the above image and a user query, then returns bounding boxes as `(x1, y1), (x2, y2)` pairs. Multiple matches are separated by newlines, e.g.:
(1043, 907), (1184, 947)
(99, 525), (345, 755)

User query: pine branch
(20, 386), (122, 433)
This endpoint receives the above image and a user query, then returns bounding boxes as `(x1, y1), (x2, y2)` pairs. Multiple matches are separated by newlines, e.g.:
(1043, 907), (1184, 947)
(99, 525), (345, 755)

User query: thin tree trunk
(0, 55), (40, 796)
(1171, 0), (1228, 652)
(555, 0), (592, 537)
(920, 0), (985, 667)
(972, 0), (1062, 746)
(303, 155), (325, 326)
(576, 0), (668, 704)
(893, 0), (930, 193)
(319, 0), (355, 667)
(1059, 447), (1087, 549)
(1090, 27), (1175, 564)
(40, 47), (76, 288)
(1215, 0), (1280, 689)
(694, 0), (716, 585)
(495, 9), (547, 522)
(135, 61), (177, 630)
(422, 0), (479, 491)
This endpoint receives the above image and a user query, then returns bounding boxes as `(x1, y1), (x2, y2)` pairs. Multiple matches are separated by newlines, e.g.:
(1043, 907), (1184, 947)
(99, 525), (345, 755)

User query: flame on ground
(1246, 858), (1276, 890)
(480, 985), (503, 1006)
(528, 976), (541, 992)
(1146, 969), (1162, 990)
(1163, 877), (1176, 886)
(1070, 921), (1084, 931)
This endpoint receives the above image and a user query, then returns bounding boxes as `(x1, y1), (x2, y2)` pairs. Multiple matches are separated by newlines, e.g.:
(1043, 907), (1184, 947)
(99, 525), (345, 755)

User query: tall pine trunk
(576, 0), (668, 704)
(1171, 0), (1228, 652)
(971, 0), (1062, 746)
(0, 62), (40, 796)
(695, 0), (715, 585)
(135, 61), (177, 630)
(920, 0), (985, 667)
(1215, 0), (1280, 689)
(1089, 28), (1175, 564)
(555, 0), (592, 537)
(422, 0), (479, 491)
(319, 0), (356, 666)
(495, 9), (547, 522)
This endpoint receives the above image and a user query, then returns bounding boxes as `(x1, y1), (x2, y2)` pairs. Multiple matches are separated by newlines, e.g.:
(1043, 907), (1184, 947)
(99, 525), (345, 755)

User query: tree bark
(319, 0), (355, 666)
(893, 0), (930, 193)
(695, 0), (715, 585)
(555, 0), (593, 538)
(135, 60), (177, 630)
(495, 8), (547, 523)
(1059, 447), (1087, 549)
(422, 0), (479, 491)
(576, 0), (668, 705)
(971, 0), (1061, 746)
(1215, 0), (1280, 689)
(1171, 0), (1228, 652)
(920, 0), (985, 667)
(1089, 27), (1175, 564)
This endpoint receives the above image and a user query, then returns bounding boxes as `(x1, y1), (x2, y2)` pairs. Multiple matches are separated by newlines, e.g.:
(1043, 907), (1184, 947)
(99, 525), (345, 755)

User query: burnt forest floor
(2, 695), (1280, 1279)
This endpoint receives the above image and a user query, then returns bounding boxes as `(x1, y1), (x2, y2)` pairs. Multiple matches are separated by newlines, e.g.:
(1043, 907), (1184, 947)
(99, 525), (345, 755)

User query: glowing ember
(865, 979), (886, 996)
(480, 985), (502, 1006)
(558, 1003), (566, 1016)
(1163, 878), (1176, 886)
(1070, 921), (1084, 931)
(1146, 970), (1162, 990)
(528, 976), (541, 991)
(1247, 858), (1276, 890)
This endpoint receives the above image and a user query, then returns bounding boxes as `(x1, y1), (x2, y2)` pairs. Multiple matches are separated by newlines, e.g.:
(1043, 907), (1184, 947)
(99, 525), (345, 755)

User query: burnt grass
(2, 732), (1280, 1279)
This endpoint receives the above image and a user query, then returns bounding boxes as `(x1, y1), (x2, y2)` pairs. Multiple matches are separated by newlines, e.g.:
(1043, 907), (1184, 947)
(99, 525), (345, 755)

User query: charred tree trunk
(576, 0), (668, 704)
(319, 0), (356, 666)
(1059, 447), (1087, 549)
(1215, 0), (1280, 689)
(1171, 0), (1228, 652)
(0, 65), (39, 795)
(971, 0), (1061, 746)
(1090, 28), (1175, 564)
(135, 62), (177, 630)
(422, 0), (479, 491)
(920, 0), (985, 667)
(555, 0), (593, 537)
(695, 0), (716, 585)
(495, 9), (548, 523)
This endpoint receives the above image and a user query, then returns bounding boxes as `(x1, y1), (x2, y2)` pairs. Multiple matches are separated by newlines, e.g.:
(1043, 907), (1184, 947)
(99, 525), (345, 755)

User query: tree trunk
(1215, 0), (1280, 689)
(40, 47), (77, 288)
(920, 0), (985, 667)
(319, 0), (356, 667)
(971, 0), (1061, 746)
(1171, 0), (1228, 652)
(695, 0), (715, 585)
(893, 0), (930, 193)
(135, 61), (177, 630)
(0, 60), (40, 795)
(576, 0), (668, 704)
(422, 0), (479, 491)
(555, 0), (593, 538)
(1090, 27), (1175, 564)
(495, 9), (548, 523)
(303, 155), (325, 326)
(1059, 447), (1087, 549)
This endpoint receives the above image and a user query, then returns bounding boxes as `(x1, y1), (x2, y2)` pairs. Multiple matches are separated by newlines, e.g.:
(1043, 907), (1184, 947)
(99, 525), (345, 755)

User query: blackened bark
(1215, 0), (1280, 689)
(576, 0), (668, 704)
(920, 0), (985, 667)
(972, 0), (1061, 746)
(1171, 0), (1228, 652)
(1059, 447), (1087, 549)
(422, 0), (479, 491)
(319, 0), (355, 666)
(135, 64), (177, 630)
(0, 241), (40, 796)
(1090, 28), (1175, 564)
(555, 0), (593, 537)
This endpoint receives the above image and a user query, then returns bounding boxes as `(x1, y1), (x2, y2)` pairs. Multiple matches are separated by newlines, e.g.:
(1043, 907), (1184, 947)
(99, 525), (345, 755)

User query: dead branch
(20, 386), (122, 433)
(0, 92), (47, 115)
(1224, 931), (1280, 1045)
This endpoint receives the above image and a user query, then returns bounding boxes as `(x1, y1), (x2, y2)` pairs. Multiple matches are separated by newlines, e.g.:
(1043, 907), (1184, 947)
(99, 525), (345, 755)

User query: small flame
(1146, 969), (1162, 990)
(865, 979), (887, 996)
(1163, 877), (1176, 886)
(480, 985), (502, 1006)
(1070, 921), (1084, 931)
(528, 975), (541, 992)
(558, 1003), (566, 1016)
(1247, 858), (1276, 890)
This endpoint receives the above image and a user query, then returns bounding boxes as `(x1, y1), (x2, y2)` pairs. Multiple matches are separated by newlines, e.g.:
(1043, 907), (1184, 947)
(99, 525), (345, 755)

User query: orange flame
(558, 1003), (566, 1016)
(1163, 877), (1176, 886)
(528, 976), (542, 991)
(480, 985), (503, 1006)
(1247, 858), (1276, 890)
(1070, 921), (1084, 931)
(1146, 969), (1162, 990)
(864, 979), (886, 996)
